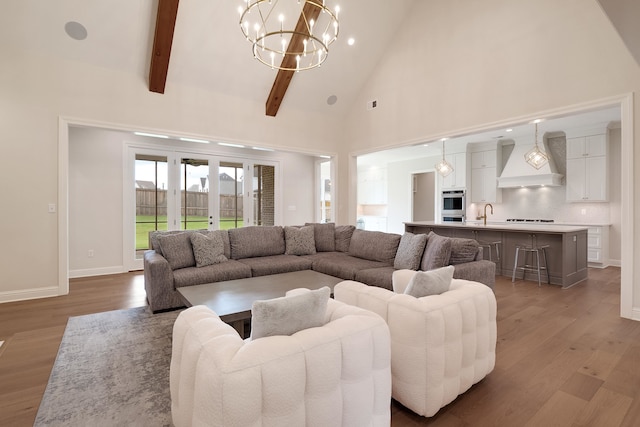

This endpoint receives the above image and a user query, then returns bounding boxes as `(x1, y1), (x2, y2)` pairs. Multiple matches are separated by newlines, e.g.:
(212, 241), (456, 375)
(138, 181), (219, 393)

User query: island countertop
(404, 221), (588, 234)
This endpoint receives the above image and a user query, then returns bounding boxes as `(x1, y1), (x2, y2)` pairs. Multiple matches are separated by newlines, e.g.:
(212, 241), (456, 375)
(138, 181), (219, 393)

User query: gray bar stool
(512, 244), (550, 286)
(479, 241), (501, 264)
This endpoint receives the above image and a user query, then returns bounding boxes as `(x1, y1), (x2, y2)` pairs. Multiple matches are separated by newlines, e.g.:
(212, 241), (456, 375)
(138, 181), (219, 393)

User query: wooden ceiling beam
(149, 0), (180, 94)
(265, 2), (321, 117)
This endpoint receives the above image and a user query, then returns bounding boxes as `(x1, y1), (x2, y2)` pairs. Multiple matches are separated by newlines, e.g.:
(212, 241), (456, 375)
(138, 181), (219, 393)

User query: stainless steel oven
(442, 190), (466, 221)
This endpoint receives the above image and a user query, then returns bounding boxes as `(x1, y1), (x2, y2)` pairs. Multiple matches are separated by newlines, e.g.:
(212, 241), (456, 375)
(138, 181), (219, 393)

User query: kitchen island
(404, 221), (589, 288)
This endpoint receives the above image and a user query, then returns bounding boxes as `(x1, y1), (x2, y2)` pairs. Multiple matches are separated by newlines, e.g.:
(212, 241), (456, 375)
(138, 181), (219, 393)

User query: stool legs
(512, 245), (550, 286)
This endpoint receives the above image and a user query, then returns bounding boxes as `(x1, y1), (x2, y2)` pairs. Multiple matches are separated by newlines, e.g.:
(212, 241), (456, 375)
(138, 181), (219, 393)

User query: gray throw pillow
(284, 225), (317, 255)
(404, 266), (454, 298)
(394, 232), (428, 270)
(250, 286), (331, 339)
(449, 237), (480, 265)
(305, 222), (336, 252)
(420, 231), (452, 271)
(157, 232), (196, 270)
(190, 232), (228, 267)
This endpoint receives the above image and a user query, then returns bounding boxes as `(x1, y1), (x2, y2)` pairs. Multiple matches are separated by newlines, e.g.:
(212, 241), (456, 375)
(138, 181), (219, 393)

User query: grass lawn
(136, 215), (243, 250)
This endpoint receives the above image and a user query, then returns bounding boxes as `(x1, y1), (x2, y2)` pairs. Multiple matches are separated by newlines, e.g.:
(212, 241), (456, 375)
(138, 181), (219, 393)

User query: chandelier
(525, 121), (549, 169)
(239, 0), (340, 71)
(435, 139), (454, 177)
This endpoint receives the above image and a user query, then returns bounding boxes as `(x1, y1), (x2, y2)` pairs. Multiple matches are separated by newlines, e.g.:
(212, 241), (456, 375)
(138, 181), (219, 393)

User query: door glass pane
(319, 160), (332, 223)
(180, 158), (209, 230)
(135, 154), (168, 258)
(253, 164), (275, 226)
(219, 162), (244, 229)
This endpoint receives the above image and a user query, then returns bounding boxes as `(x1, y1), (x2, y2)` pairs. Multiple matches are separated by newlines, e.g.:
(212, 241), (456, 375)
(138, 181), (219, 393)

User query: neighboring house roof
(135, 180), (156, 189)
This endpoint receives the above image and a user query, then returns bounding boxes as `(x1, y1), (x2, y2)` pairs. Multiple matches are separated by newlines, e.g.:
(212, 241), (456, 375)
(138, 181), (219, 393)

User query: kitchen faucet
(480, 203), (493, 226)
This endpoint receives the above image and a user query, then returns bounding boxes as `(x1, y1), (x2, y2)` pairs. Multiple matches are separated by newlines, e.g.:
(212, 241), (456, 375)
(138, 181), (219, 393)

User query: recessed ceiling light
(134, 132), (168, 139)
(218, 142), (245, 148)
(532, 118), (544, 124)
(505, 128), (513, 132)
(252, 146), (275, 152)
(319, 155), (331, 159)
(64, 21), (87, 41)
(347, 38), (355, 46)
(179, 137), (210, 144)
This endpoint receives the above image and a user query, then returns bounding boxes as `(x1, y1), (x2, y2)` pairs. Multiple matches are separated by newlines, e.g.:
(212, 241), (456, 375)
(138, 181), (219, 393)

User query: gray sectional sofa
(143, 223), (495, 312)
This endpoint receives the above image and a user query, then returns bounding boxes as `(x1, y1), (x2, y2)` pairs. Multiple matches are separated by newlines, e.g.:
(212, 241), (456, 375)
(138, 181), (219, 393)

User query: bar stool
(479, 241), (501, 264)
(512, 244), (550, 286)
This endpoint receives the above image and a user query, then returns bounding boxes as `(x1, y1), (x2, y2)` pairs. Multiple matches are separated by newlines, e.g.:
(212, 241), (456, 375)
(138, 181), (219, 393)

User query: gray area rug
(35, 306), (180, 427)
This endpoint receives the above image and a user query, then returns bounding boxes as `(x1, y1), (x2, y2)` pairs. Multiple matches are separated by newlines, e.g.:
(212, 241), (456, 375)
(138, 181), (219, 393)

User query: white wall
(67, 127), (317, 278)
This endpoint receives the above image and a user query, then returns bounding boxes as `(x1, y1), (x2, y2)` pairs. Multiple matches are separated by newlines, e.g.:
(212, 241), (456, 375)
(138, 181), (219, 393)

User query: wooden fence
(136, 189), (243, 218)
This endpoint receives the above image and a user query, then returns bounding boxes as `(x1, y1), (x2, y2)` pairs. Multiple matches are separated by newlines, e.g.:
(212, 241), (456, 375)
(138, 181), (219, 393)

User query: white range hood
(497, 141), (563, 188)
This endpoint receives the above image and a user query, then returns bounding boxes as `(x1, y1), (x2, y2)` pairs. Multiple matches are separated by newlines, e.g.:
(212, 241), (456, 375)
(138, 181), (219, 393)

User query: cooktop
(506, 218), (555, 223)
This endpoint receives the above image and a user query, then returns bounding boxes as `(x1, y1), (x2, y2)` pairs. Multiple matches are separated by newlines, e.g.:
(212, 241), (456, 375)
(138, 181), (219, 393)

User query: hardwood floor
(1, 267), (638, 426)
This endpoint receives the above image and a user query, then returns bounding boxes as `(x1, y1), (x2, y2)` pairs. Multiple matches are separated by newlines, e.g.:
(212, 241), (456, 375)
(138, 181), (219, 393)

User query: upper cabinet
(441, 152), (467, 189)
(566, 131), (608, 202)
(357, 167), (388, 204)
(469, 143), (502, 203)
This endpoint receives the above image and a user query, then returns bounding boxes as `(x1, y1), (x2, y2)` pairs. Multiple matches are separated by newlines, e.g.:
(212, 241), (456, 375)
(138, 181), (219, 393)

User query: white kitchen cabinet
(441, 152), (466, 189)
(357, 168), (387, 204)
(566, 133), (607, 202)
(587, 226), (609, 267)
(469, 148), (501, 203)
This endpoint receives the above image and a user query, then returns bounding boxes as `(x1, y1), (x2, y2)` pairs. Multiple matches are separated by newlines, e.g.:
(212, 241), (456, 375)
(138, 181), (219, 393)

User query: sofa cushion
(150, 229), (205, 254)
(305, 222), (336, 252)
(190, 232), (228, 267)
(348, 229), (401, 264)
(312, 252), (390, 281)
(157, 232), (196, 270)
(449, 237), (480, 265)
(172, 260), (252, 288)
(228, 226), (285, 259)
(420, 231), (452, 271)
(334, 225), (355, 252)
(251, 286), (331, 339)
(354, 267), (396, 291)
(404, 265), (454, 297)
(394, 232), (428, 270)
(238, 254), (313, 277)
(284, 225), (317, 255)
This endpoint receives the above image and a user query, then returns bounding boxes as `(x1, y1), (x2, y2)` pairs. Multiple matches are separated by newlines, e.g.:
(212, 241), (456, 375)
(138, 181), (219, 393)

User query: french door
(126, 146), (278, 270)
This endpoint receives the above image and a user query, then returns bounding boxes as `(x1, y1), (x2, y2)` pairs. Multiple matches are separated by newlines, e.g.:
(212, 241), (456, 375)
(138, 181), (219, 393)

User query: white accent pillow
(250, 286), (330, 339)
(404, 265), (455, 298)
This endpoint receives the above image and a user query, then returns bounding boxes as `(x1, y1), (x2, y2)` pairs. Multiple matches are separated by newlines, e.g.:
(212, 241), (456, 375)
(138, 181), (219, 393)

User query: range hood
(497, 141), (563, 188)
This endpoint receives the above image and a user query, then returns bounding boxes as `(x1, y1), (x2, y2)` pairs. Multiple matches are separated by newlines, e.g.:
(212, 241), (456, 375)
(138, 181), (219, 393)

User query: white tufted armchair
(170, 297), (391, 427)
(334, 270), (497, 417)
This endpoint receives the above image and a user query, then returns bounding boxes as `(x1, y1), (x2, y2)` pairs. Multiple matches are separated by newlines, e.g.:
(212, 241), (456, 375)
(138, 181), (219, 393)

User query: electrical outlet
(48, 203), (56, 213)
(581, 208), (587, 215)
(88, 250), (94, 258)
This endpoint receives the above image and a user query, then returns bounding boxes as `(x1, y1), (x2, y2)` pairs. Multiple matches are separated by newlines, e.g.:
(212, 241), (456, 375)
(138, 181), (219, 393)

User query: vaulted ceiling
(2, 0), (416, 118)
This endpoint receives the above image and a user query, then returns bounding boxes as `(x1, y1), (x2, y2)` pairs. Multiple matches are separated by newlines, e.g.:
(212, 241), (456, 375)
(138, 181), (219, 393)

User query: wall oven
(442, 190), (466, 222)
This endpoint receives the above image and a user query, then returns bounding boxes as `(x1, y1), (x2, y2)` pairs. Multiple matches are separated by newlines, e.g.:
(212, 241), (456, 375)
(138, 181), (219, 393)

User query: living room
(2, 0), (640, 425)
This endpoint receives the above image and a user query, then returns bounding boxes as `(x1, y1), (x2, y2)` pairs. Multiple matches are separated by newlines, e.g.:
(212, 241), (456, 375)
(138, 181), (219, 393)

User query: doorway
(412, 171), (435, 221)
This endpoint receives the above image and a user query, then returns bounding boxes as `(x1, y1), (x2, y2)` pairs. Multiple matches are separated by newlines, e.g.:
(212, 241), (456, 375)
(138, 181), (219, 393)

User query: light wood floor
(1, 267), (638, 426)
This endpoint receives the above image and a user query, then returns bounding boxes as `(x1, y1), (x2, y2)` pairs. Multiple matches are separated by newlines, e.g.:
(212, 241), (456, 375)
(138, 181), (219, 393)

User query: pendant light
(525, 121), (549, 169)
(435, 138), (454, 177)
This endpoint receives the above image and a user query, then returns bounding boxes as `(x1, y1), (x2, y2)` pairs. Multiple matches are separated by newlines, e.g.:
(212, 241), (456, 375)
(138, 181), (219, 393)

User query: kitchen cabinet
(566, 133), (608, 202)
(469, 148), (501, 203)
(441, 152), (466, 189)
(357, 167), (387, 204)
(587, 226), (609, 267)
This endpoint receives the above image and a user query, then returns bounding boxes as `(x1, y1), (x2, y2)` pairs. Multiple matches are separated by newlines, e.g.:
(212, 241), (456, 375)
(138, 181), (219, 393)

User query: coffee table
(176, 270), (343, 337)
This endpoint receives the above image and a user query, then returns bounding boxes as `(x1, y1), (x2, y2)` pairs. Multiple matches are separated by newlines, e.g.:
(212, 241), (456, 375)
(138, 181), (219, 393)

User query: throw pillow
(157, 232), (196, 270)
(449, 237), (480, 265)
(284, 225), (317, 255)
(420, 231), (452, 271)
(190, 232), (228, 267)
(394, 232), (428, 270)
(404, 265), (454, 298)
(250, 286), (331, 339)
(334, 225), (355, 252)
(305, 222), (336, 252)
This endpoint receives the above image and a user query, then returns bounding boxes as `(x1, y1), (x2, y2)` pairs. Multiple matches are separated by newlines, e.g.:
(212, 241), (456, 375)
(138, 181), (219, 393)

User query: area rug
(34, 306), (180, 427)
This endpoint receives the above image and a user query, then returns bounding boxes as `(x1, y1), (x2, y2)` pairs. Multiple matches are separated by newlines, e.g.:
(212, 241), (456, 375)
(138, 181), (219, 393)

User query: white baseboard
(608, 258), (621, 267)
(69, 265), (126, 279)
(0, 286), (62, 304)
